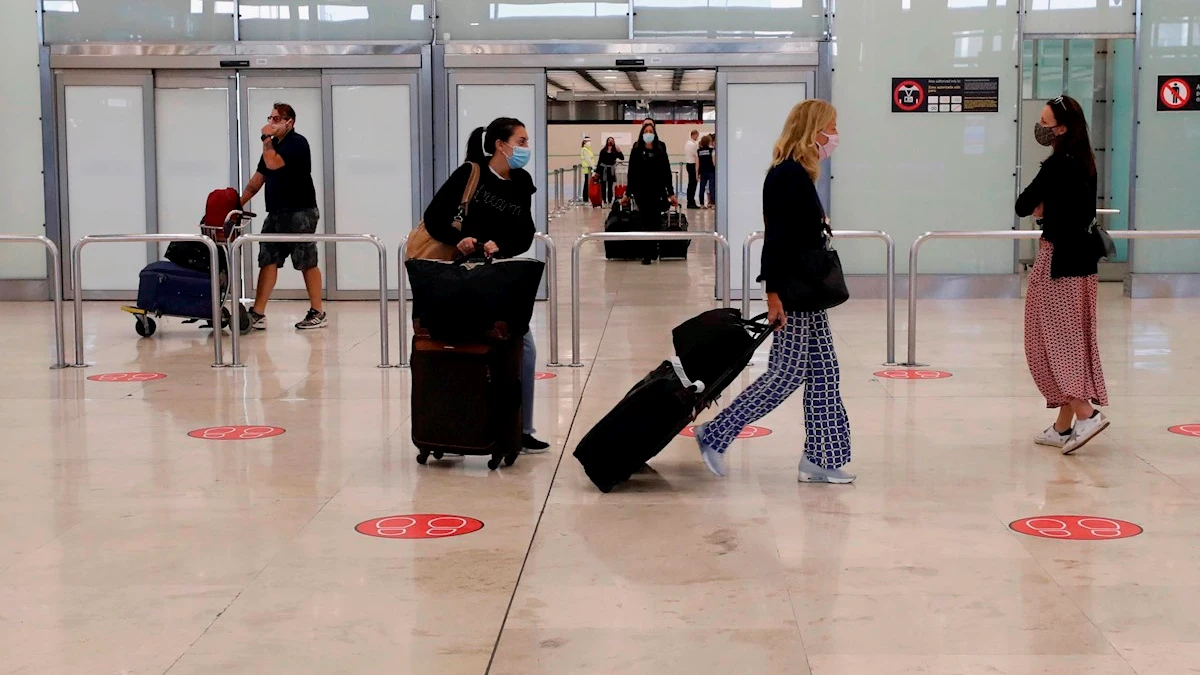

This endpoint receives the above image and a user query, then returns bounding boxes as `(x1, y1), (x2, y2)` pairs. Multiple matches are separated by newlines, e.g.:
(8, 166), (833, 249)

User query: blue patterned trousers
(704, 310), (851, 469)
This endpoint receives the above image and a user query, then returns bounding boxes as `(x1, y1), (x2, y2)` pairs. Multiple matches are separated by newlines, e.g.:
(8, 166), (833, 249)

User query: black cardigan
(758, 159), (828, 303)
(1015, 153), (1101, 279)
(423, 163), (536, 258)
(626, 141), (674, 210)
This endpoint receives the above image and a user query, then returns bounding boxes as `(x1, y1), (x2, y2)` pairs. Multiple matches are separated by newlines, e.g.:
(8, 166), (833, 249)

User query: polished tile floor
(2, 207), (1200, 675)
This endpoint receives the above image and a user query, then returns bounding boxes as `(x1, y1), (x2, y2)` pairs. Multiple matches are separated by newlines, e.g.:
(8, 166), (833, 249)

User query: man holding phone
(239, 102), (326, 330)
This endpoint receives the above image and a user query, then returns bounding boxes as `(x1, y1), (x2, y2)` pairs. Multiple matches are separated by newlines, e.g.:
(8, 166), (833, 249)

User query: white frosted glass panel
(239, 1), (430, 40)
(438, 0), (627, 41)
(1132, 3), (1200, 274)
(155, 87), (232, 259)
(1036, 40), (1065, 99)
(43, 0), (234, 43)
(1024, 0), (1135, 35)
(831, 0), (1019, 275)
(633, 0), (824, 39)
(332, 85), (412, 291)
(0, 2), (46, 279)
(246, 87), (326, 291)
(65, 85), (147, 291)
(455, 83), (537, 258)
(726, 81), (808, 298)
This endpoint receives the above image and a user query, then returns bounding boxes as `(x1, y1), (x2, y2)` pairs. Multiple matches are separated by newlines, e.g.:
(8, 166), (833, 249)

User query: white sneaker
(1062, 411), (1109, 455)
(1034, 426), (1073, 448)
(798, 457), (856, 484)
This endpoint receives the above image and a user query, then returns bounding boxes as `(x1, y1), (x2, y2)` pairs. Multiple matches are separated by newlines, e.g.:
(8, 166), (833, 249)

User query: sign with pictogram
(680, 425), (772, 439)
(1158, 76), (1199, 112)
(534, 372), (557, 380)
(1168, 424), (1200, 438)
(893, 77), (999, 114)
(355, 514), (485, 539)
(188, 425), (286, 441)
(1009, 516), (1142, 541)
(874, 369), (953, 380)
(87, 372), (167, 382)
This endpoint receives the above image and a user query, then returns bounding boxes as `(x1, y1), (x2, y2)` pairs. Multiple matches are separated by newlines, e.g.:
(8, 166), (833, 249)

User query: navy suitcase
(136, 261), (217, 320)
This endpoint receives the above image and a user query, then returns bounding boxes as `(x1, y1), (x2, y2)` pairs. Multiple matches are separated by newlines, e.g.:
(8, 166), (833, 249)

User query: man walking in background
(239, 102), (326, 330)
(684, 129), (700, 209)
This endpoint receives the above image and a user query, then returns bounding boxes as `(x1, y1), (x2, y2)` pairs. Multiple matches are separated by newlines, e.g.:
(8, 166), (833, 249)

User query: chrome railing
(1, 235), (67, 368)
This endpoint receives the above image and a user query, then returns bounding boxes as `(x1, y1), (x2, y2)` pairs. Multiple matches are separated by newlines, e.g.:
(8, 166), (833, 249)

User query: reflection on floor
(2, 205), (1199, 675)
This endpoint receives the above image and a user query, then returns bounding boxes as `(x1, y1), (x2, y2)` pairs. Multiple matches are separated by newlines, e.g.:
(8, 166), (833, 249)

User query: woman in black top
(423, 116), (549, 453)
(697, 135), (715, 208)
(693, 99), (853, 484)
(624, 119), (678, 264)
(597, 137), (624, 205)
(1015, 95), (1109, 454)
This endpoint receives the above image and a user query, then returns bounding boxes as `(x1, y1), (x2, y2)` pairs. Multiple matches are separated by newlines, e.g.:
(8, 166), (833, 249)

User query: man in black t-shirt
(239, 103), (325, 330)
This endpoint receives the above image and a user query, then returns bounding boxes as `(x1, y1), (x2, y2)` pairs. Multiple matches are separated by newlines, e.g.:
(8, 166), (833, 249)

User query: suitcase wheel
(487, 456), (502, 471)
(503, 453), (518, 467)
(134, 316), (157, 338)
(416, 452), (429, 465)
(432, 450), (444, 460)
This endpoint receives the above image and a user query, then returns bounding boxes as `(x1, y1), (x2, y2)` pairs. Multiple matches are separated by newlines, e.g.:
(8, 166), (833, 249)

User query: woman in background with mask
(624, 119), (678, 264)
(597, 137), (624, 205)
(422, 116), (550, 454)
(1015, 95), (1108, 455)
(694, 99), (854, 484)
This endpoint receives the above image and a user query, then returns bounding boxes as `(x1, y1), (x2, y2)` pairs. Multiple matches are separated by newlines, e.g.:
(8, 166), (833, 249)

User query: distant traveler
(694, 99), (854, 484)
(624, 119), (678, 265)
(239, 102), (326, 330)
(598, 137), (624, 205)
(1015, 94), (1109, 455)
(422, 116), (550, 453)
(684, 129), (700, 209)
(580, 136), (596, 200)
(697, 135), (715, 209)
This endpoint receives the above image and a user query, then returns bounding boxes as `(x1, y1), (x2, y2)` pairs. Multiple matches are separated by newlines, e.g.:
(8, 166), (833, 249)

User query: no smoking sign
(1158, 75), (1200, 112)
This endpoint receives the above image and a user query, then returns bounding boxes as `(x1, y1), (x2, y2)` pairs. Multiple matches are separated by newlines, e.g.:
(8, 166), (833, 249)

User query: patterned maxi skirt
(1024, 240), (1109, 409)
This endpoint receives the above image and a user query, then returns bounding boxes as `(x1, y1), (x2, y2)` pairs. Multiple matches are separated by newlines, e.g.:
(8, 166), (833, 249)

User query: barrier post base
(898, 362), (927, 368)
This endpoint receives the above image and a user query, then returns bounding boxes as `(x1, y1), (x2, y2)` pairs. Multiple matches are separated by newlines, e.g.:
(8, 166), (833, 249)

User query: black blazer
(626, 141), (674, 210)
(1015, 153), (1101, 279)
(758, 159), (829, 309)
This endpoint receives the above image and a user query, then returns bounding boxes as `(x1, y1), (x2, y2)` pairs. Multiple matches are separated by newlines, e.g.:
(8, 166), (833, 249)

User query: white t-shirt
(684, 139), (699, 164)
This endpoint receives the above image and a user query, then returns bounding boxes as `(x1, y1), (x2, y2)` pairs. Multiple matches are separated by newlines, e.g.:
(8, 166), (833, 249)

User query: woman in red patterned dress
(1016, 95), (1110, 455)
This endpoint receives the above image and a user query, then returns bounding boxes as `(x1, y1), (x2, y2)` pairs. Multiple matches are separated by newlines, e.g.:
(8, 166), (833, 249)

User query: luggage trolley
(120, 208), (255, 337)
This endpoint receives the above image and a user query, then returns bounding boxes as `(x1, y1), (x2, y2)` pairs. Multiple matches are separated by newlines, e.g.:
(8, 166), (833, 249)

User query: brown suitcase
(410, 329), (523, 470)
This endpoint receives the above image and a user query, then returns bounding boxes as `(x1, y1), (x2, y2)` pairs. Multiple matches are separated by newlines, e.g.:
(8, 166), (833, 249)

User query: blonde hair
(771, 99), (837, 180)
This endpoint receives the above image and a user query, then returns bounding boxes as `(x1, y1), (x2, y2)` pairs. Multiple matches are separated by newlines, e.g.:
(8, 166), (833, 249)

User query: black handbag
(1090, 219), (1117, 260)
(768, 235), (850, 312)
(405, 256), (545, 342)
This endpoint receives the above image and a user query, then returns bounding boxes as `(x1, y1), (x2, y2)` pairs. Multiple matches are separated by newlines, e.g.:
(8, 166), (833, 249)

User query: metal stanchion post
(534, 232), (560, 367)
(571, 231), (730, 367)
(71, 234), (222, 367)
(230, 233), (389, 368)
(0, 235), (68, 368)
(397, 235), (409, 368)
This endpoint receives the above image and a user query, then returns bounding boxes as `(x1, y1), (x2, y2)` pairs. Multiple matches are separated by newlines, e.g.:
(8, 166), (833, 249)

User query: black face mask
(1034, 123), (1058, 147)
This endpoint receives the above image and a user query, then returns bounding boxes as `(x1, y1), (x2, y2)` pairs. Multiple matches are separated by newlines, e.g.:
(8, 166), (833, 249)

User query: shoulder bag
(405, 163), (481, 261)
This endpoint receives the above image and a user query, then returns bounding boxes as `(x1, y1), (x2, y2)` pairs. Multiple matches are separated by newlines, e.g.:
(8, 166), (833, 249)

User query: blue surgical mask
(507, 145), (531, 170)
(643, 132), (656, 144)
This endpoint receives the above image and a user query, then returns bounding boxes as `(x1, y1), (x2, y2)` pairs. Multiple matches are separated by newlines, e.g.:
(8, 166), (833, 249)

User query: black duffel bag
(405, 256), (545, 342)
(671, 308), (771, 397)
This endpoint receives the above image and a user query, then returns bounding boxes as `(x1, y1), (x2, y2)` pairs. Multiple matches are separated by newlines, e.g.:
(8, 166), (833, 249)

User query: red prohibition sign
(1168, 424), (1200, 438)
(87, 372), (167, 383)
(894, 80), (926, 112)
(187, 425), (286, 441)
(355, 514), (485, 539)
(1161, 78), (1191, 110)
(534, 372), (557, 380)
(680, 425), (772, 439)
(1010, 515), (1142, 541)
(874, 369), (953, 380)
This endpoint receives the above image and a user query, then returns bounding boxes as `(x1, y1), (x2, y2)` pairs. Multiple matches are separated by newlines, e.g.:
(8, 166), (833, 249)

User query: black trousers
(686, 164), (698, 207)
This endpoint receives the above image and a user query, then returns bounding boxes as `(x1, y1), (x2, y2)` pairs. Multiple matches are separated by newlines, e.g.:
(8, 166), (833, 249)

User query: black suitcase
(603, 202), (643, 260)
(573, 310), (773, 492)
(658, 208), (690, 260)
(411, 331), (523, 470)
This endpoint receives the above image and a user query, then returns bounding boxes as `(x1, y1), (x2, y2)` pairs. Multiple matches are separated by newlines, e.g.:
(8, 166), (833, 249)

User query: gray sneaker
(798, 457), (856, 484)
(295, 309), (327, 330)
(694, 424), (727, 477)
(248, 310), (267, 330)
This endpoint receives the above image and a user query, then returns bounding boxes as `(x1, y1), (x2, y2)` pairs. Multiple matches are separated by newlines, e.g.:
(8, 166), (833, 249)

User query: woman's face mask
(501, 142), (531, 170)
(1034, 123), (1058, 147)
(642, 132), (656, 144)
(817, 132), (840, 160)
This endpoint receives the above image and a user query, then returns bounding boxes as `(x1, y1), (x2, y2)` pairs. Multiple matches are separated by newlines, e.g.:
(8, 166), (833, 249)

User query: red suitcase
(588, 177), (602, 207)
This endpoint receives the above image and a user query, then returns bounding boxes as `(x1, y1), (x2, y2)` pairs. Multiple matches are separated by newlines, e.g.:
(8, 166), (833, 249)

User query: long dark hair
(1047, 95), (1096, 177)
(605, 136), (616, 150)
(465, 116), (525, 165)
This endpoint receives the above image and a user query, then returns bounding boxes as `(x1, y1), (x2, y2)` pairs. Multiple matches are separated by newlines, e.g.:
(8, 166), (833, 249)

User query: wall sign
(1158, 76), (1200, 112)
(892, 78), (1000, 114)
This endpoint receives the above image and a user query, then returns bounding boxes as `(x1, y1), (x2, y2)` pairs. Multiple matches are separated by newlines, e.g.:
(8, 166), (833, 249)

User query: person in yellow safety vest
(580, 136), (596, 200)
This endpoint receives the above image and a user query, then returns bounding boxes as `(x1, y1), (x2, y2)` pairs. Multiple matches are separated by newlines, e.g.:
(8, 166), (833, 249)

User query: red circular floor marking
(87, 372), (167, 382)
(680, 425), (772, 439)
(1168, 424), (1200, 438)
(355, 514), (485, 539)
(1009, 516), (1142, 541)
(874, 369), (953, 380)
(187, 425), (286, 441)
(534, 372), (557, 380)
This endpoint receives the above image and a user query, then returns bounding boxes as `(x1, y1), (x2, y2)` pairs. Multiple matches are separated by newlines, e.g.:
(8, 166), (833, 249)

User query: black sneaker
(522, 434), (550, 454)
(295, 309), (327, 330)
